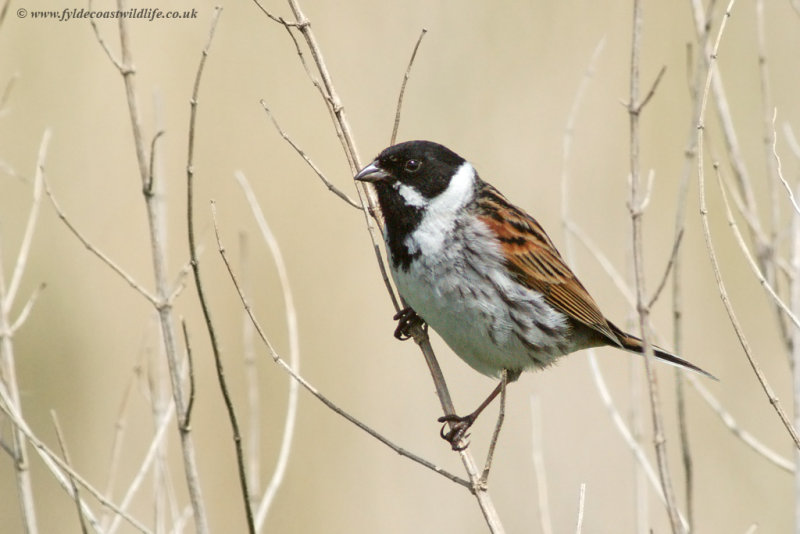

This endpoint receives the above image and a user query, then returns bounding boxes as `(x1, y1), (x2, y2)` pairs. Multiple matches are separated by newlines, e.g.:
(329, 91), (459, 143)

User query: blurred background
(1, 0), (799, 532)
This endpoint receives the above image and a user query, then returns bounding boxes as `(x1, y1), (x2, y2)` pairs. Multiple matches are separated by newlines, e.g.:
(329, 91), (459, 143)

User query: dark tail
(608, 322), (717, 381)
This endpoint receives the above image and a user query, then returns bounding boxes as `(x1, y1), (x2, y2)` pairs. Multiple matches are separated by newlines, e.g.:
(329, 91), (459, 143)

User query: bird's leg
(393, 307), (425, 340)
(480, 369), (510, 486)
(438, 369), (519, 451)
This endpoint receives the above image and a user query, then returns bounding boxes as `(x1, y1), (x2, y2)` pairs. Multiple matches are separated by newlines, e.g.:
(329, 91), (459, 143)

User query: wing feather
(475, 183), (620, 346)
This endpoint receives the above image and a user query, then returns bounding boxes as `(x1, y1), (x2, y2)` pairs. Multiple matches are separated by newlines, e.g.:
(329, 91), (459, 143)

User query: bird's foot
(438, 413), (477, 451)
(393, 307), (425, 340)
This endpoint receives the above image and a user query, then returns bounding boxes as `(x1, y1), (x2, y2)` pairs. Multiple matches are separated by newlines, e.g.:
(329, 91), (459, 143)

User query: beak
(354, 161), (390, 183)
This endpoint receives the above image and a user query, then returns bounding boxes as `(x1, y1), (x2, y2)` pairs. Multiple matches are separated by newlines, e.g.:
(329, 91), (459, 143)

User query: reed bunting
(355, 140), (713, 449)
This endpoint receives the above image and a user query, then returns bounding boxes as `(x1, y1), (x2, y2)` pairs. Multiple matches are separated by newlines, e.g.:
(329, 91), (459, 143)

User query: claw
(437, 413), (476, 450)
(393, 307), (425, 340)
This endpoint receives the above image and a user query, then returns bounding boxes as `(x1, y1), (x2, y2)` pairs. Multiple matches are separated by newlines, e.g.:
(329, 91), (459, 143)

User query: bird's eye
(404, 159), (421, 173)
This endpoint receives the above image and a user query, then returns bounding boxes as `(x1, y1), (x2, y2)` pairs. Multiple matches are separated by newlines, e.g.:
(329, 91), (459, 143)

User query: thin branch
(9, 283), (46, 334)
(391, 28), (428, 145)
(714, 162), (800, 330)
(43, 176), (159, 306)
(51, 411), (89, 534)
(210, 202), (470, 490)
(184, 7), (253, 534)
(686, 375), (793, 472)
(689, 0), (767, 247)
(586, 352), (689, 528)
(696, 0), (800, 449)
(259, 102), (361, 209)
(0, 72), (18, 118)
(0, 383), (145, 532)
(240, 233), (261, 502)
(561, 37), (606, 255)
(648, 229), (684, 309)
(627, 1), (683, 530)
(179, 319), (196, 430)
(530, 396), (553, 534)
(4, 129), (48, 312)
(106, 401), (176, 534)
(574, 483), (587, 534)
(632, 65), (667, 115)
(145, 130), (166, 197)
(233, 172), (301, 528)
(771, 109), (800, 216)
(88, 0), (124, 71)
(100, 367), (138, 528)
(673, 31), (706, 528)
(564, 221), (635, 306)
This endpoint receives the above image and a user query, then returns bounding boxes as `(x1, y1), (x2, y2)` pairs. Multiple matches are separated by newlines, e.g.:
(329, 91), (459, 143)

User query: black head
(355, 140), (475, 270)
(354, 141), (469, 199)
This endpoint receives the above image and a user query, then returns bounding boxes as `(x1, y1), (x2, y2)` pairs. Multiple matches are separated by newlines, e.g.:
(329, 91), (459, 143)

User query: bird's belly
(391, 254), (570, 378)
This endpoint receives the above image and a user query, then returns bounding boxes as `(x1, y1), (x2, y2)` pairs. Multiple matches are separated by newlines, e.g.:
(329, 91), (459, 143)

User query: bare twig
(0, 73), (17, 119)
(391, 28), (428, 145)
(0, 129), (52, 534)
(179, 319), (196, 430)
(240, 233), (261, 502)
(88, 0), (124, 70)
(647, 229), (684, 309)
(183, 7), (255, 533)
(51, 411), (89, 534)
(792, 158), (800, 532)
(105, 400), (176, 534)
(689, 0), (767, 247)
(43, 177), (158, 306)
(575, 483), (587, 534)
(233, 172), (301, 528)
(99, 367), (137, 529)
(210, 203), (471, 490)
(714, 162), (800, 329)
(686, 375), (793, 472)
(560, 36), (606, 261)
(564, 220), (636, 306)
(696, 0), (800, 449)
(673, 32), (707, 527)
(3, 130), (47, 312)
(259, 102), (361, 209)
(0, 383), (144, 532)
(530, 396), (553, 534)
(627, 2), (683, 530)
(8, 283), (45, 335)
(586, 352), (688, 528)
(480, 370), (508, 484)
(771, 109), (800, 216)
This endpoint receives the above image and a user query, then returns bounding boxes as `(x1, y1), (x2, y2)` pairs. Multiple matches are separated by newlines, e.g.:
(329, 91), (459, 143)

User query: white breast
(390, 185), (570, 378)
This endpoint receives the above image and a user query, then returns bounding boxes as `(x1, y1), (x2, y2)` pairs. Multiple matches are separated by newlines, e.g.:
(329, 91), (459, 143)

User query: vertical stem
(115, 1), (209, 531)
(0, 334), (38, 534)
(792, 181), (800, 533)
(628, 1), (683, 532)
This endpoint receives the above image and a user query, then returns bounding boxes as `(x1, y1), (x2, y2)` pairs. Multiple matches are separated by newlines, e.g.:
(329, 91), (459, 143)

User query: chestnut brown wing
(475, 183), (620, 346)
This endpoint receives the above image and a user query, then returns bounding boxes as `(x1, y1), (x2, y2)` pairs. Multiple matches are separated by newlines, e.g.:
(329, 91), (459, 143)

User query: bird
(354, 140), (714, 449)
